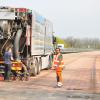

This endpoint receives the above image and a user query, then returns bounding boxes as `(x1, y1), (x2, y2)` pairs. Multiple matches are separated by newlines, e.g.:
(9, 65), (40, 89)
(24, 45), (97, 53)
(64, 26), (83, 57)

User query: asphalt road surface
(0, 51), (100, 100)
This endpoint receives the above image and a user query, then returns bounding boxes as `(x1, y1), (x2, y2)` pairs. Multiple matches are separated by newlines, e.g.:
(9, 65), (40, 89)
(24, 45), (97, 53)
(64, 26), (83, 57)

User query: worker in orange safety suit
(52, 48), (64, 87)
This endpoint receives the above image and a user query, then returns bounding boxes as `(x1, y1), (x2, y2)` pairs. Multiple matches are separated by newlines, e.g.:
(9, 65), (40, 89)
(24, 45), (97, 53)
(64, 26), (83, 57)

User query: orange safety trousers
(56, 67), (62, 82)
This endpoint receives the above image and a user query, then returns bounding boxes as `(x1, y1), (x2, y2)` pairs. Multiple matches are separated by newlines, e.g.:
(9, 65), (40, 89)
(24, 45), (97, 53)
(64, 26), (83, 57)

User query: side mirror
(53, 36), (56, 44)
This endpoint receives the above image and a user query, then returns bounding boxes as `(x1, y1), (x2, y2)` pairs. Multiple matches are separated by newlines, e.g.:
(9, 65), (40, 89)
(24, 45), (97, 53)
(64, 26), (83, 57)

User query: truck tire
(33, 58), (38, 76)
(46, 55), (52, 70)
(37, 58), (42, 74)
(29, 58), (34, 76)
(29, 57), (37, 76)
(48, 55), (53, 69)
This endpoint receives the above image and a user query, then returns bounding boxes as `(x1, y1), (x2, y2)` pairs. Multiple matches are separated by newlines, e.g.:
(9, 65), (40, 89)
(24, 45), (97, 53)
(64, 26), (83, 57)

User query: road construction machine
(0, 7), (54, 80)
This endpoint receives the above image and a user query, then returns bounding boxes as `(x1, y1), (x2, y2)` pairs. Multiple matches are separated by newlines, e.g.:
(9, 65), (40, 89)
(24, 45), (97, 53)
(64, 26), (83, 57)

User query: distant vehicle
(0, 7), (54, 77)
(57, 44), (64, 49)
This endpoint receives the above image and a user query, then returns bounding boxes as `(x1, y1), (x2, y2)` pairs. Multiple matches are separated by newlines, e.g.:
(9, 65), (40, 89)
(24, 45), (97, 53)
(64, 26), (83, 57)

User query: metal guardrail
(61, 48), (99, 54)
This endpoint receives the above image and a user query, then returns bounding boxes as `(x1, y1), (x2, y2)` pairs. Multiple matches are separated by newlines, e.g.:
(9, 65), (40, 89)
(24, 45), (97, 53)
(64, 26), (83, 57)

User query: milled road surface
(0, 51), (100, 100)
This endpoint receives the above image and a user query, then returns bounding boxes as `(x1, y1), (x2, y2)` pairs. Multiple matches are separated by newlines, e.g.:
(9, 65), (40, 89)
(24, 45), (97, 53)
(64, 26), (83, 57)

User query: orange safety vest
(53, 54), (64, 71)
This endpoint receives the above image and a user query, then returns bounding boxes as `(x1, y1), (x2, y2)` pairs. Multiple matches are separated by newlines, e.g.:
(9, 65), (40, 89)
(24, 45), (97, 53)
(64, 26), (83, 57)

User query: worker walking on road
(4, 48), (13, 81)
(52, 48), (64, 87)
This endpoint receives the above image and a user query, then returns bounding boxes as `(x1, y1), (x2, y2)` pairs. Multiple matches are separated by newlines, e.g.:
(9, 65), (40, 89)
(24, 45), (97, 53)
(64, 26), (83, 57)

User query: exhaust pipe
(14, 29), (22, 60)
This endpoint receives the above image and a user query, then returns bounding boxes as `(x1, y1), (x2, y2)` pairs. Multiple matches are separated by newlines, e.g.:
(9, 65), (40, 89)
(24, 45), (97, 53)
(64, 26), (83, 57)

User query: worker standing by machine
(52, 48), (64, 87)
(4, 48), (13, 81)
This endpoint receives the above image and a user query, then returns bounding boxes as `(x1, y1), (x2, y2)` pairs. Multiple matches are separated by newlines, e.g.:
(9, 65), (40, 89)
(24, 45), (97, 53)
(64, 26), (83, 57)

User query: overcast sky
(0, 0), (100, 39)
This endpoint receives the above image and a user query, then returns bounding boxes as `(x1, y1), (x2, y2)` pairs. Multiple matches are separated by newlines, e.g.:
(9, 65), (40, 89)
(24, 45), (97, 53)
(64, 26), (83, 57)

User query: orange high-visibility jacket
(53, 54), (64, 71)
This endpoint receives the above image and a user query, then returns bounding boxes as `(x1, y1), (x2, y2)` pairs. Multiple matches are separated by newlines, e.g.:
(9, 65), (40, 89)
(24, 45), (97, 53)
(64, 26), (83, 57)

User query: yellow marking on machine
(0, 61), (22, 71)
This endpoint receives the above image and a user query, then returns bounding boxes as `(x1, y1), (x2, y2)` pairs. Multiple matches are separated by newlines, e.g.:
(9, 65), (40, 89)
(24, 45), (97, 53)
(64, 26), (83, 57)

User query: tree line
(54, 36), (100, 49)
(64, 37), (100, 49)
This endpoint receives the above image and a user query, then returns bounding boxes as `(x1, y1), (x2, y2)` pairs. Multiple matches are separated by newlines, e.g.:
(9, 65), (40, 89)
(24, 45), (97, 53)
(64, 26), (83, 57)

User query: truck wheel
(46, 55), (52, 70)
(29, 57), (39, 76)
(29, 58), (34, 76)
(37, 58), (42, 74)
(33, 58), (38, 76)
(49, 55), (53, 68)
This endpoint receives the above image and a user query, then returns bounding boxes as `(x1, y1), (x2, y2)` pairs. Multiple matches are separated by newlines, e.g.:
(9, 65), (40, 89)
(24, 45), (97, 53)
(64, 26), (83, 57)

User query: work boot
(57, 82), (63, 87)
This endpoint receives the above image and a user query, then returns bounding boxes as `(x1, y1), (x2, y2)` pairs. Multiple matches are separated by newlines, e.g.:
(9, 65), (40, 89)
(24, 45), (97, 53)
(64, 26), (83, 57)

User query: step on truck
(0, 7), (54, 79)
